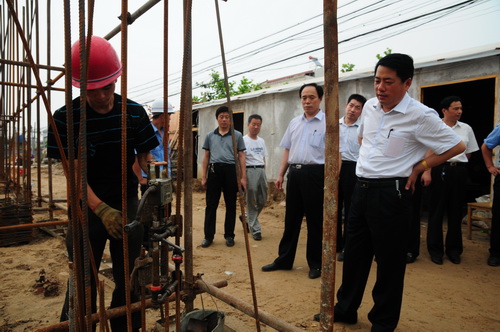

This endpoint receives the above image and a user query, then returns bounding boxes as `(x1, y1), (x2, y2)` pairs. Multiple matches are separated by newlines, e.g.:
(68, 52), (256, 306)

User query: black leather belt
(210, 163), (234, 167)
(246, 165), (264, 168)
(342, 160), (357, 165)
(445, 162), (466, 167)
(290, 164), (324, 169)
(357, 177), (407, 188)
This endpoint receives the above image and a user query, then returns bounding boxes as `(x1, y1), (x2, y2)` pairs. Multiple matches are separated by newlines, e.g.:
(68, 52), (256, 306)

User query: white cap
(151, 97), (175, 115)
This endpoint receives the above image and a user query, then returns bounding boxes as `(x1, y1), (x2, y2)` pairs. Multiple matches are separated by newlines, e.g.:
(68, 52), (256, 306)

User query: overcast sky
(27, 0), (500, 128)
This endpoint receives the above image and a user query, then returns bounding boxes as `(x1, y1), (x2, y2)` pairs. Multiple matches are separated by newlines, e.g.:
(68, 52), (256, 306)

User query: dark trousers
(274, 164), (324, 270)
(490, 175), (500, 257)
(408, 173), (424, 257)
(61, 196), (143, 331)
(336, 178), (411, 332)
(338, 160), (357, 251)
(427, 163), (467, 258)
(204, 163), (238, 240)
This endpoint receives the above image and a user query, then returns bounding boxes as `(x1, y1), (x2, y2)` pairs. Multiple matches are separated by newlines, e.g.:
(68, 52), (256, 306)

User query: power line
(130, 0), (496, 103)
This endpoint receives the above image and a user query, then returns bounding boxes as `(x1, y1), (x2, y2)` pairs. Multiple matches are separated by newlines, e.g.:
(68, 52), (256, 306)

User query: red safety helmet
(71, 36), (122, 90)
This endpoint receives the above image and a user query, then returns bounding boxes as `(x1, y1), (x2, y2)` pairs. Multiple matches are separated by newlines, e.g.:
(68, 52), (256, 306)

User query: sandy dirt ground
(0, 163), (499, 331)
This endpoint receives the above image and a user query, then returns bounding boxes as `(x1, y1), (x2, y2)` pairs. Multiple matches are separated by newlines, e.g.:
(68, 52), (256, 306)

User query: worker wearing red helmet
(47, 36), (158, 331)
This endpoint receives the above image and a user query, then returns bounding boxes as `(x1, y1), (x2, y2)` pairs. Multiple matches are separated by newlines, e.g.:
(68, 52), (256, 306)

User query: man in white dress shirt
(426, 96), (478, 265)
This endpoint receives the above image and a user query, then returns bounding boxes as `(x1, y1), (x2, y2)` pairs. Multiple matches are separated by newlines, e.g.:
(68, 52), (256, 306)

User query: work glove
(94, 202), (123, 239)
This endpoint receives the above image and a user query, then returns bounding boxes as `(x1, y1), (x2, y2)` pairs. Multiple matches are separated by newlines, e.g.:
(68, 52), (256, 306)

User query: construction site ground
(0, 162), (498, 331)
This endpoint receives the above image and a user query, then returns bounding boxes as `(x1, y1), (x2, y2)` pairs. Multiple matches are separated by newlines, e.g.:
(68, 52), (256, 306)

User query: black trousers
(61, 196), (143, 331)
(427, 163), (467, 258)
(338, 160), (357, 251)
(336, 178), (411, 332)
(204, 163), (238, 240)
(490, 175), (500, 257)
(273, 164), (324, 270)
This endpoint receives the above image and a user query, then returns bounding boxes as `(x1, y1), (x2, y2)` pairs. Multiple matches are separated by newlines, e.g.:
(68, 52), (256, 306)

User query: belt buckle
(295, 164), (302, 169)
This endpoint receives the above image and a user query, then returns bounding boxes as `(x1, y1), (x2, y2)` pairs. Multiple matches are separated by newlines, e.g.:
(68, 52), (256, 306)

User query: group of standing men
(260, 53), (466, 332)
(47, 34), (499, 332)
(199, 107), (269, 248)
(195, 52), (496, 331)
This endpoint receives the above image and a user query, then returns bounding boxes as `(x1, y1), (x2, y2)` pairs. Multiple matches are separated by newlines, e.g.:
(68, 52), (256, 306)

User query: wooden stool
(467, 201), (493, 240)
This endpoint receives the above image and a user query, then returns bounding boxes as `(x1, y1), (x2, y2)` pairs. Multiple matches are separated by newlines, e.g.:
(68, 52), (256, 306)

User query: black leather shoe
(313, 312), (357, 324)
(487, 255), (500, 266)
(431, 256), (443, 265)
(406, 252), (417, 264)
(261, 262), (291, 272)
(201, 239), (213, 248)
(447, 254), (461, 264)
(253, 233), (262, 241)
(338, 250), (345, 262)
(308, 268), (321, 279)
(226, 237), (235, 247)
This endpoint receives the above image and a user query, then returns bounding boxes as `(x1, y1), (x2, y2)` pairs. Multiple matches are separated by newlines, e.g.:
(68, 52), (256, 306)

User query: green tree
(193, 70), (262, 102)
(341, 63), (355, 73)
(376, 48), (393, 60)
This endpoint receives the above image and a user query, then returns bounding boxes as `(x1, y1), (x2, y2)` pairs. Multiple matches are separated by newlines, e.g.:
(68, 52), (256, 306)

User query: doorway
(421, 76), (497, 201)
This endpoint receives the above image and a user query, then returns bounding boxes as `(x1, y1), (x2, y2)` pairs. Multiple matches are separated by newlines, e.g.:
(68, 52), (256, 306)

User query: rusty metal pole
(0, 219), (68, 232)
(213, 1), (261, 330)
(46, 0), (55, 219)
(25, 3), (32, 205)
(35, 280), (229, 332)
(35, 0), (42, 207)
(180, 0), (195, 314)
(195, 279), (304, 332)
(320, 1), (340, 331)
(119, 0), (134, 330)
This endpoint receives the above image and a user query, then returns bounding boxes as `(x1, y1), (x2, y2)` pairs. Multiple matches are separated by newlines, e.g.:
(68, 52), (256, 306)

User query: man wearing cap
(47, 36), (157, 331)
(134, 97), (175, 192)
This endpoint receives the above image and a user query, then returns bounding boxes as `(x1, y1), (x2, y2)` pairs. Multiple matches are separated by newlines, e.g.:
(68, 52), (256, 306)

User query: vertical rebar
(213, 1), (261, 330)
(46, 0), (54, 219)
(120, 1), (133, 330)
(35, 0), (42, 207)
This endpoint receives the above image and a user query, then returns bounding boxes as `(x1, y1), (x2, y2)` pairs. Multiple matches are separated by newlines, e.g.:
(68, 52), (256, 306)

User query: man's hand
(94, 202), (123, 239)
(421, 170), (432, 187)
(487, 165), (500, 176)
(240, 177), (248, 192)
(275, 175), (284, 191)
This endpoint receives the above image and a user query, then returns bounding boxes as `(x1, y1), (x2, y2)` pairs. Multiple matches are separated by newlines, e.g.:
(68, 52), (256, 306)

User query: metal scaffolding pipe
(0, 80), (65, 91)
(103, 0), (161, 41)
(195, 279), (303, 332)
(0, 219), (68, 232)
(34, 279), (228, 332)
(0, 58), (65, 71)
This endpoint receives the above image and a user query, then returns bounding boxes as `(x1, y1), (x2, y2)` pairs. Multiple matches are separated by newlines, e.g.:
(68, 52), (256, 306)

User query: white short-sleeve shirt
(356, 93), (462, 178)
(339, 116), (361, 162)
(280, 111), (326, 165)
(447, 121), (478, 163)
(243, 135), (268, 166)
